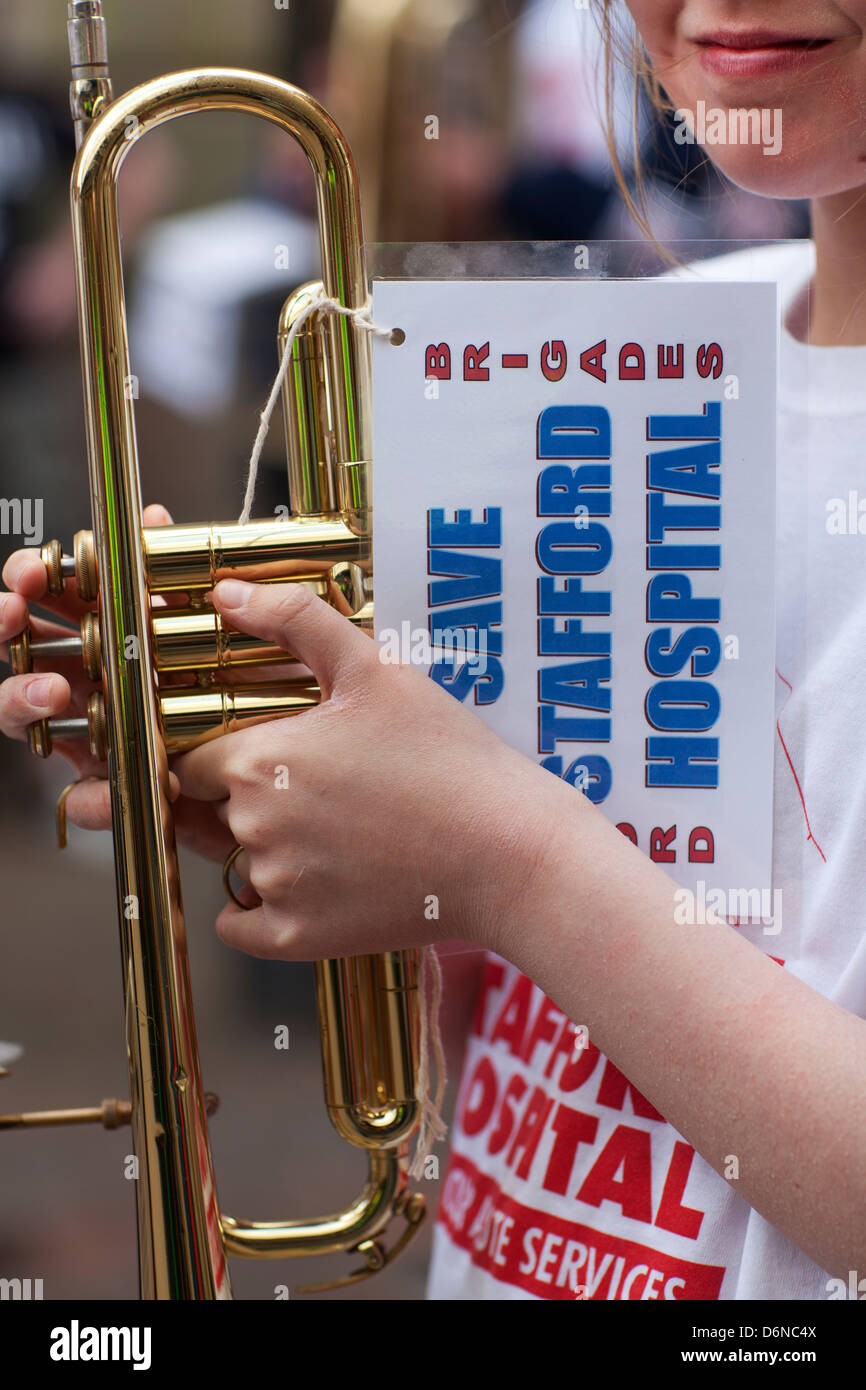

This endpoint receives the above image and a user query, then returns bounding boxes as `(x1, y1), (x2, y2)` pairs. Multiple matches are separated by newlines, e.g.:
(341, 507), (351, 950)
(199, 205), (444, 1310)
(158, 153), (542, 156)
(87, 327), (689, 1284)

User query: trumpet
(0, 1), (425, 1298)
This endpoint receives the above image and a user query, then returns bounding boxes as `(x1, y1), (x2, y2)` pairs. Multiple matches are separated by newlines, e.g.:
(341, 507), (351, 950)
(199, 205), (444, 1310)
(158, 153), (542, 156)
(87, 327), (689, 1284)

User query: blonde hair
(590, 0), (678, 242)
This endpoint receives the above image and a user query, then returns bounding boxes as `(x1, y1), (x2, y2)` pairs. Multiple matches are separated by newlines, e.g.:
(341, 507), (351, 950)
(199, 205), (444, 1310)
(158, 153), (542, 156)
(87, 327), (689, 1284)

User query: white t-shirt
(428, 241), (866, 1301)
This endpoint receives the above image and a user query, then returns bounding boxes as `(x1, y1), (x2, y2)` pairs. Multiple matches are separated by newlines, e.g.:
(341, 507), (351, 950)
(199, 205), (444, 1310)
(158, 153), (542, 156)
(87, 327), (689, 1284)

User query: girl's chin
(699, 148), (861, 202)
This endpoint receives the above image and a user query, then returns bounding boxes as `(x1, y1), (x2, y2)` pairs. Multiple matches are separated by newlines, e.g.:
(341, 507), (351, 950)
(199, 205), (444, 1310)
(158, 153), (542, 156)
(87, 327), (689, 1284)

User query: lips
(694, 31), (836, 78)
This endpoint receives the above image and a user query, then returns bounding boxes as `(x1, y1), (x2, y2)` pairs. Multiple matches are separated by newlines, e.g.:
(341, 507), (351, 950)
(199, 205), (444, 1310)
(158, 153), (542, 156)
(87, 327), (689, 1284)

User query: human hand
(174, 578), (566, 961)
(0, 504), (232, 862)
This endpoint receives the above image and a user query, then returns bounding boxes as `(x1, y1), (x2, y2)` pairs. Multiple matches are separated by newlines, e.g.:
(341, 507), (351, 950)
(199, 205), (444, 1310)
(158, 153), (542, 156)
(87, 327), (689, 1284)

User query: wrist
(451, 759), (591, 962)
(471, 772), (687, 1028)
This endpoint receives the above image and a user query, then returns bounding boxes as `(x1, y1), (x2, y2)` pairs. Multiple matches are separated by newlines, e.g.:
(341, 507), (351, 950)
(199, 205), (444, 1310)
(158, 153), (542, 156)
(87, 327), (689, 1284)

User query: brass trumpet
(1, 1), (424, 1298)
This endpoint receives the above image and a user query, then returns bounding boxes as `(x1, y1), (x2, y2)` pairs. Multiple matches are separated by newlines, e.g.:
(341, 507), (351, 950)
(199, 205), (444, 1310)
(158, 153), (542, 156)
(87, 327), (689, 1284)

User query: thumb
(211, 578), (373, 698)
(143, 503), (174, 526)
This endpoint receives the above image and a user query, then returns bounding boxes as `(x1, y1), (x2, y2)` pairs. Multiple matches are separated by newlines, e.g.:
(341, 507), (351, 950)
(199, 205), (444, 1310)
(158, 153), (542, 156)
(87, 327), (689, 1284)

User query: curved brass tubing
(62, 65), (417, 1299)
(221, 1150), (427, 1294)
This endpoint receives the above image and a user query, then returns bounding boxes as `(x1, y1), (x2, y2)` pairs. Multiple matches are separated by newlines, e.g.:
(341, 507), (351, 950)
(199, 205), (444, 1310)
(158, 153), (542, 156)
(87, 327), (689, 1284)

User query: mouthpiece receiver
(67, 1), (113, 146)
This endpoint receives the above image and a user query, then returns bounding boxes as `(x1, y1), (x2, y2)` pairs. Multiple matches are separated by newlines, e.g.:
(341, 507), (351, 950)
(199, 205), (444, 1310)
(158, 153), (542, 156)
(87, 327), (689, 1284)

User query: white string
(409, 945), (448, 1180)
(238, 287), (395, 525)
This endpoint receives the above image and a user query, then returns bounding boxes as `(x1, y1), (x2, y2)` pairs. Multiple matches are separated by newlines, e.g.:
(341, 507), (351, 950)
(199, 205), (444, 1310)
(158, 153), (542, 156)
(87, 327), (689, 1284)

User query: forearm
(484, 782), (866, 1279)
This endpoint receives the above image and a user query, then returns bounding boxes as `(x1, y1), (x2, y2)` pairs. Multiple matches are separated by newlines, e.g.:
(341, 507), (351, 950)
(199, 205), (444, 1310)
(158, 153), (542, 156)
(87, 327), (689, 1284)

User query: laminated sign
(371, 278), (777, 917)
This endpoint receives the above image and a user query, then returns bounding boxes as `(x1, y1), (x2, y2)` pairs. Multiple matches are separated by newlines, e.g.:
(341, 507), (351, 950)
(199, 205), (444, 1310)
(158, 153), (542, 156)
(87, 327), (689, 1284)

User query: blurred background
(0, 0), (807, 1302)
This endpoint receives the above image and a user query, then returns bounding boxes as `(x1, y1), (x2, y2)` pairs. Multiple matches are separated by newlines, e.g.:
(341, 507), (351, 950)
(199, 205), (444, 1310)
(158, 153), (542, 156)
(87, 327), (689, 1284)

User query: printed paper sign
(371, 279), (777, 915)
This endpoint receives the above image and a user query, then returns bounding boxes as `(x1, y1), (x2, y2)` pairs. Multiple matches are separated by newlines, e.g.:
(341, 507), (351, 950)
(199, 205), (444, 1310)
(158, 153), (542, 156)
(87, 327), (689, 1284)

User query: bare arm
(495, 785), (866, 1281)
(170, 579), (866, 1281)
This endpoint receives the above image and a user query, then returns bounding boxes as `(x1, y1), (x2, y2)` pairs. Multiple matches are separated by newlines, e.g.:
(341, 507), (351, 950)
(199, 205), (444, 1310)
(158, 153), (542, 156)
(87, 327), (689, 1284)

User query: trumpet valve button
(41, 540), (65, 597)
(37, 533), (97, 602)
(86, 691), (107, 761)
(80, 612), (102, 680)
(27, 719), (52, 758)
(74, 530), (98, 603)
(9, 628), (31, 675)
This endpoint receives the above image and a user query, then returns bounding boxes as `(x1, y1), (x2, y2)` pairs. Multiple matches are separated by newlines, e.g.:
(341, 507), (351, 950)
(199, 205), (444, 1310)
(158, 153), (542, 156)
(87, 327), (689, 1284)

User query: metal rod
(47, 716), (88, 741)
(0, 1100), (130, 1131)
(0, 1093), (217, 1131)
(30, 637), (83, 661)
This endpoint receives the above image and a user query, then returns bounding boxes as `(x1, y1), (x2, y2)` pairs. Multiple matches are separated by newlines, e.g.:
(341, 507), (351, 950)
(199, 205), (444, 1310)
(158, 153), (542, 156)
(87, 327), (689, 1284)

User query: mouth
(692, 30), (837, 78)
